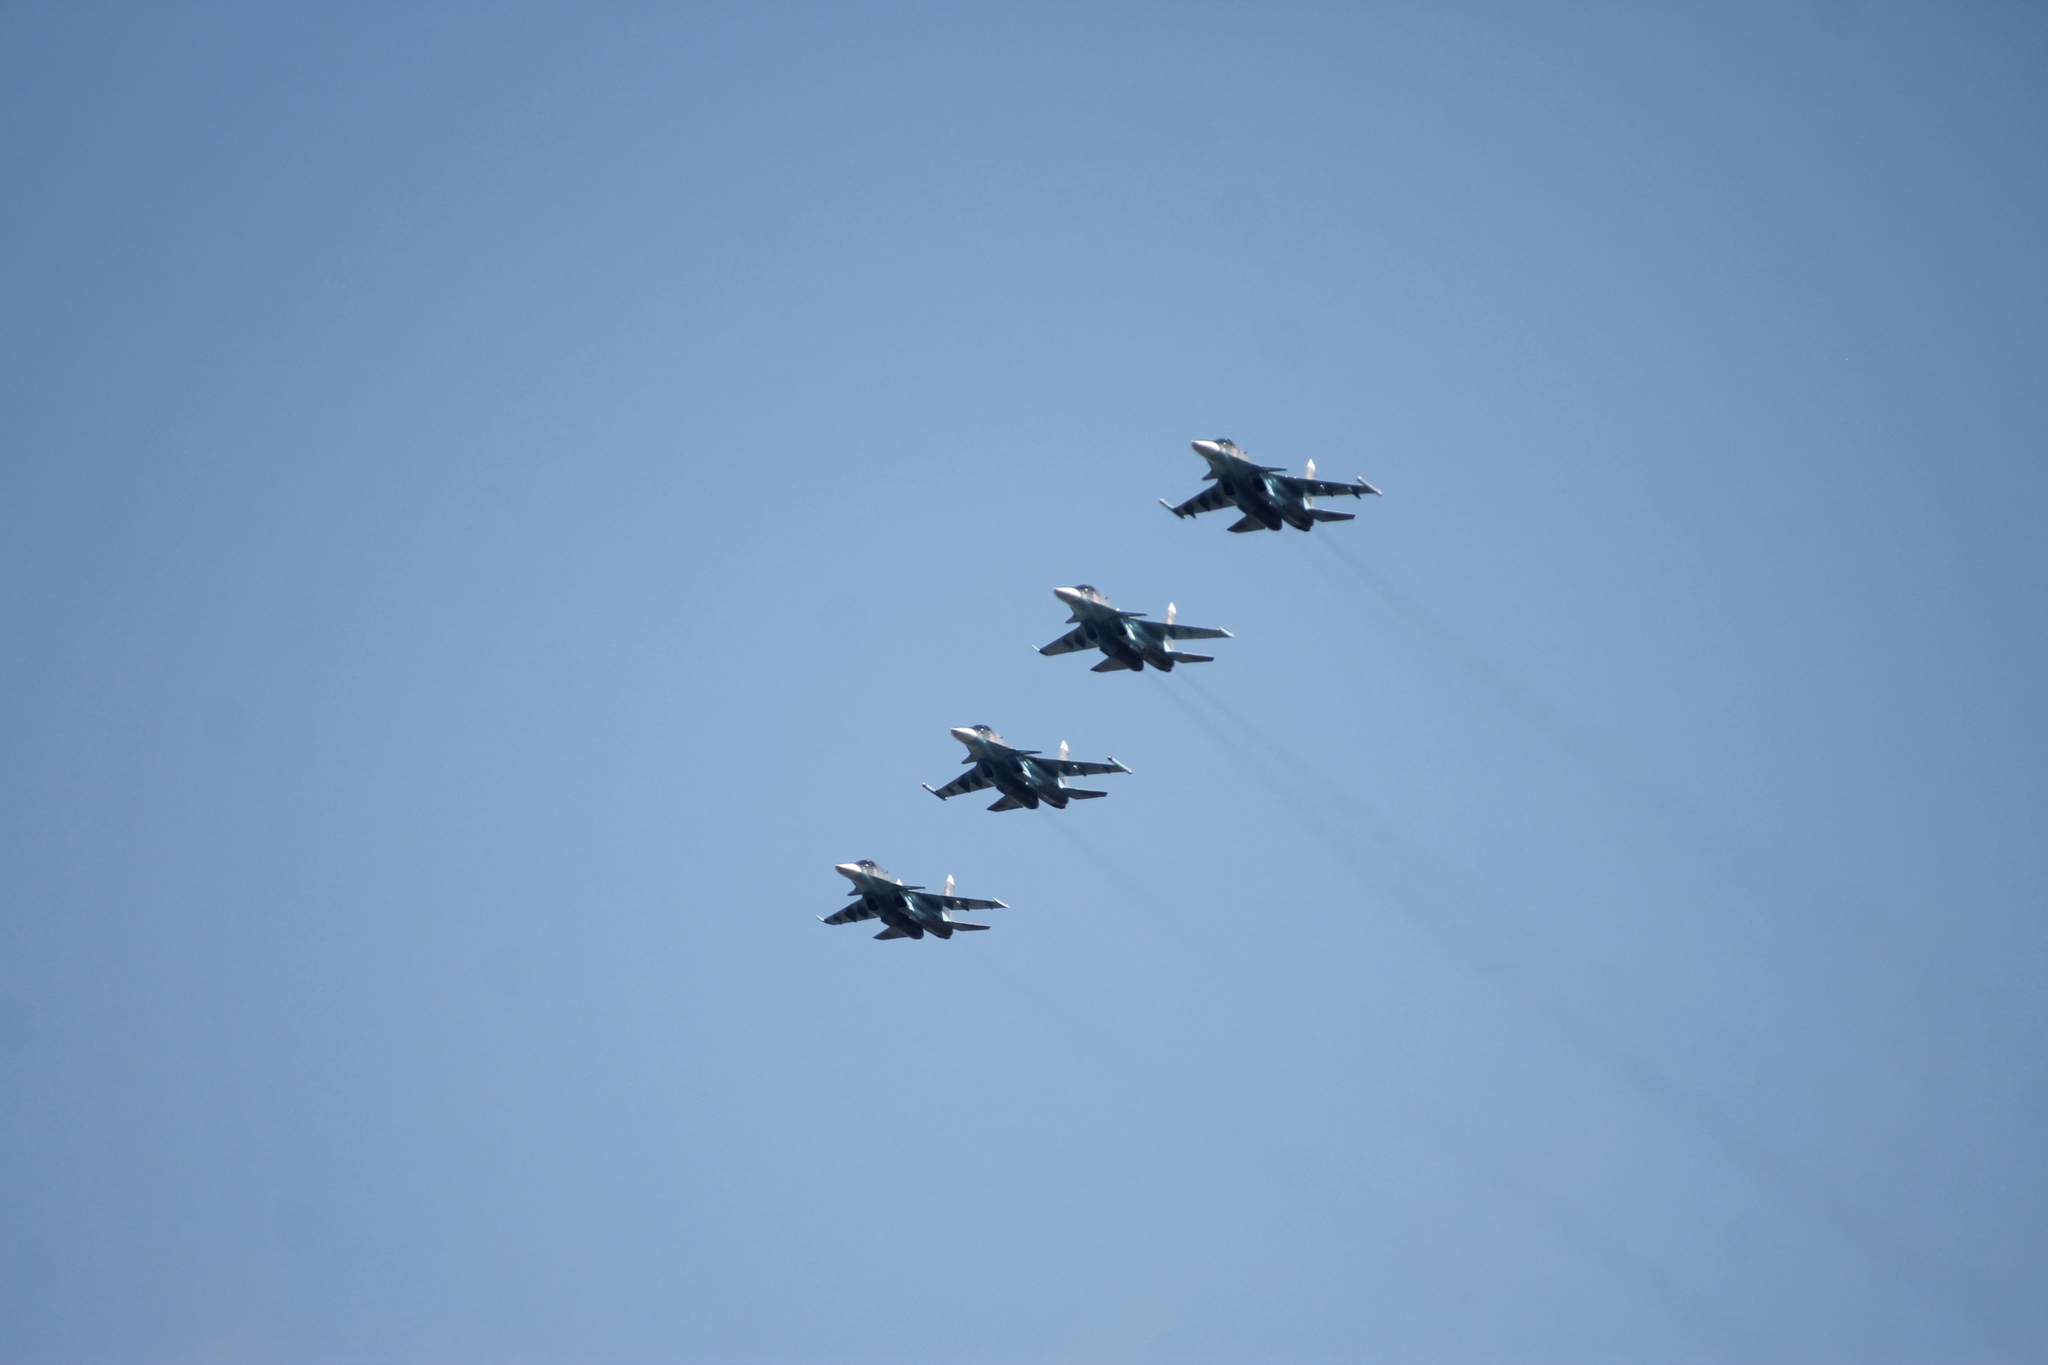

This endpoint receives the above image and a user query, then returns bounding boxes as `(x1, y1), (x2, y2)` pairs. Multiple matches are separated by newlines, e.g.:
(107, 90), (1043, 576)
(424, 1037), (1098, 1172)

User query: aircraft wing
(1045, 758), (1129, 777)
(917, 892), (1008, 912)
(1279, 474), (1381, 499)
(821, 900), (879, 925)
(1160, 623), (1231, 640)
(926, 769), (993, 800)
(1163, 484), (1237, 518)
(1040, 626), (1095, 655)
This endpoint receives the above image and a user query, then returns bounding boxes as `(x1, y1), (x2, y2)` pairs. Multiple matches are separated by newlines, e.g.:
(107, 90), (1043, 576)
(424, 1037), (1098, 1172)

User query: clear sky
(2, 4), (2045, 1362)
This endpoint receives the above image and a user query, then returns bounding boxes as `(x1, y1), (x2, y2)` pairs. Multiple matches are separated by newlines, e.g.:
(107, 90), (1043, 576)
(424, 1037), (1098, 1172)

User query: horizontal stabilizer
(945, 920), (991, 931)
(1163, 653), (1213, 665)
(1227, 515), (1272, 533)
(1092, 656), (1137, 672)
(1063, 789), (1107, 800)
(1307, 509), (1355, 522)
(874, 925), (913, 940)
(987, 794), (1028, 812)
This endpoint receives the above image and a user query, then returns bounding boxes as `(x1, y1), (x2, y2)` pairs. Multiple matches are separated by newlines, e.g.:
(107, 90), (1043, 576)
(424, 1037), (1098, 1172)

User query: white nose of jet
(1053, 585), (1085, 606)
(1192, 439), (1224, 457)
(834, 863), (864, 880)
(950, 727), (979, 745)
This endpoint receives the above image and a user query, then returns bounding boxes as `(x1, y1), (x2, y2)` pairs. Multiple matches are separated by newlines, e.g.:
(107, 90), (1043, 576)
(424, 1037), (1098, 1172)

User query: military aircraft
(1039, 584), (1232, 673)
(923, 725), (1132, 811)
(821, 860), (1008, 940)
(1162, 437), (1381, 532)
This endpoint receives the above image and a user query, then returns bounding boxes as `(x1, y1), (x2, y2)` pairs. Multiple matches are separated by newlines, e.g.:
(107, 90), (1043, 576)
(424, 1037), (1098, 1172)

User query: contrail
(1313, 536), (1569, 734)
(965, 808), (1744, 1355)
(1178, 675), (1498, 915)
(1167, 675), (1505, 948)
(1153, 669), (2034, 1348)
(1304, 534), (1875, 934)
(1034, 805), (1158, 908)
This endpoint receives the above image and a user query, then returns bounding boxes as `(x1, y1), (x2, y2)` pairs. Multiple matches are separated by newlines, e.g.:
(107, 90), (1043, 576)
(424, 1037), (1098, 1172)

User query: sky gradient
(2, 4), (2045, 1362)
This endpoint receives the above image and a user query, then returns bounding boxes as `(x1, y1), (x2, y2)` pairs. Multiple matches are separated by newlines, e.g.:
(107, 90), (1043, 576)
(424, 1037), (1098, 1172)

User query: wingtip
(921, 784), (945, 799)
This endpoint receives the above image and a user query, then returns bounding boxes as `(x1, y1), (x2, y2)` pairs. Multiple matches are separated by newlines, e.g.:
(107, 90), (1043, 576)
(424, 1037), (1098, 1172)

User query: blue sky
(2, 4), (2045, 1361)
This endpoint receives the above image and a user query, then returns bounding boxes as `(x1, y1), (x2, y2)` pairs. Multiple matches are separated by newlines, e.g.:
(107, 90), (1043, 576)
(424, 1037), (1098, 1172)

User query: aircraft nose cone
(833, 863), (863, 879)
(950, 727), (978, 744)
(1053, 586), (1083, 604)
(1192, 439), (1222, 456)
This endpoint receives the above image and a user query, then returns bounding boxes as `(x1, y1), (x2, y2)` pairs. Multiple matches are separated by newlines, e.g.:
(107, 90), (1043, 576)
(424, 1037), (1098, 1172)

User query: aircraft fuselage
(1057, 594), (1182, 670)
(970, 748), (1063, 810)
(1195, 444), (1311, 531)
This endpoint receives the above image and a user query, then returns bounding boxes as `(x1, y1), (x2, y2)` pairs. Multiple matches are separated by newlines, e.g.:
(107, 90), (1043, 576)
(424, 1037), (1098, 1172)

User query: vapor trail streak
(974, 809), (1739, 1354)
(1153, 669), (2029, 1344)
(1305, 535), (1868, 931)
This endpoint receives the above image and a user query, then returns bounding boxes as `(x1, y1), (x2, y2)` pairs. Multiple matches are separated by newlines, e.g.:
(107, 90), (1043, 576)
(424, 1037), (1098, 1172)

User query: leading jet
(821, 860), (1008, 940)
(1039, 584), (1232, 673)
(1162, 437), (1381, 532)
(923, 725), (1132, 811)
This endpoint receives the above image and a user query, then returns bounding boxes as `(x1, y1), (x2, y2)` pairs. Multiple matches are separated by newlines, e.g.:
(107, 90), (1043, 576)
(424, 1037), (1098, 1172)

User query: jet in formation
(1039, 584), (1232, 673)
(1162, 437), (1381, 532)
(822, 860), (1008, 940)
(923, 725), (1132, 811)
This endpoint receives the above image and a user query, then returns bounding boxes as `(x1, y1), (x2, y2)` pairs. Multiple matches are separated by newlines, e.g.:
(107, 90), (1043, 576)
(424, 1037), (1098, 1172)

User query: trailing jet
(1039, 584), (1232, 673)
(923, 725), (1132, 811)
(1162, 437), (1381, 532)
(821, 860), (1008, 940)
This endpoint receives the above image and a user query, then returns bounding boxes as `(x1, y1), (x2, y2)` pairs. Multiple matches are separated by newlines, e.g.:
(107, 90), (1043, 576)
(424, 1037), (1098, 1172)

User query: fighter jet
(923, 725), (1132, 811)
(1162, 437), (1381, 532)
(1039, 584), (1232, 673)
(821, 860), (1008, 940)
